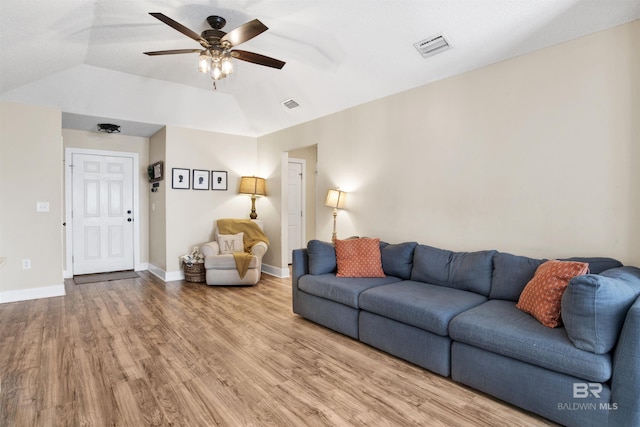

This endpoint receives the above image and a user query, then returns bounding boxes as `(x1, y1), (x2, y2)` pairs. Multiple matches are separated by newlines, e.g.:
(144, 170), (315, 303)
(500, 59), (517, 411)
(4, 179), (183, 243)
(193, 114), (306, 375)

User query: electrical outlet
(22, 259), (31, 269)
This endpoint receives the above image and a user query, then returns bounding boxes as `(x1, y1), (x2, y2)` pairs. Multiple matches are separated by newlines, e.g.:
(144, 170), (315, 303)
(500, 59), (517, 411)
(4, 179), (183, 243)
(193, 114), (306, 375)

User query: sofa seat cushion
(449, 300), (612, 382)
(359, 281), (487, 336)
(298, 274), (402, 309)
(204, 254), (257, 270)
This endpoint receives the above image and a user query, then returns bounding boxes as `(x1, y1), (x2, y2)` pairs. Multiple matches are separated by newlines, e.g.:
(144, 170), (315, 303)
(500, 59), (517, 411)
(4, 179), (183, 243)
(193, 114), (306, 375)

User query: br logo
(573, 383), (602, 398)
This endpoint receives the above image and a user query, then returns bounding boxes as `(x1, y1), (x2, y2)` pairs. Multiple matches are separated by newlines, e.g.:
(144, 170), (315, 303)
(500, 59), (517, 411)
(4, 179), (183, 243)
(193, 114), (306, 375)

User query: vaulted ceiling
(1, 1), (639, 137)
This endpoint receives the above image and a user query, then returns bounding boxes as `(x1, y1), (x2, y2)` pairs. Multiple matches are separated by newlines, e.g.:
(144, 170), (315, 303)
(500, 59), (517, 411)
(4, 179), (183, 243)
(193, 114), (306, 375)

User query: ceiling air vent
(414, 34), (450, 58)
(282, 98), (300, 109)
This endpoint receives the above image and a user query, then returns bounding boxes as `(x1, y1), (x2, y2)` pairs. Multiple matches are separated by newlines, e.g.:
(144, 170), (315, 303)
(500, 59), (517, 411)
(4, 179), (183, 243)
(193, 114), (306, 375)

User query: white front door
(287, 159), (304, 264)
(72, 153), (134, 275)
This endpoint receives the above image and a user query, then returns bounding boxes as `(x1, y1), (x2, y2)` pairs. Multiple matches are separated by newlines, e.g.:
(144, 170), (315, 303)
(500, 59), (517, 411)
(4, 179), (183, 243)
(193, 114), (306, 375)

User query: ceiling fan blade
(149, 12), (209, 47)
(144, 49), (201, 56)
(231, 50), (285, 69)
(221, 19), (268, 46)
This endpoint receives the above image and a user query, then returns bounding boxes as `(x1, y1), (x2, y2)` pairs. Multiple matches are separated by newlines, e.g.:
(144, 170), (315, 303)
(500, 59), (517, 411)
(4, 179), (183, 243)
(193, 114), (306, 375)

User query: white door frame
(64, 147), (141, 278)
(287, 157), (306, 263)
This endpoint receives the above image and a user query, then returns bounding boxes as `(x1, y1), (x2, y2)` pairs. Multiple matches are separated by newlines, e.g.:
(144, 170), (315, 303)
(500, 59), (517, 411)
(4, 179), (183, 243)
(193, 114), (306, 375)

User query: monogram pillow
(218, 233), (244, 254)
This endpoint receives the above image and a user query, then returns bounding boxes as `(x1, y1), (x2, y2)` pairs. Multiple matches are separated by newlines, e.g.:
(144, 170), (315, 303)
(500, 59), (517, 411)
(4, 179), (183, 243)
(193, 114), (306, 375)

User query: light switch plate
(36, 202), (49, 212)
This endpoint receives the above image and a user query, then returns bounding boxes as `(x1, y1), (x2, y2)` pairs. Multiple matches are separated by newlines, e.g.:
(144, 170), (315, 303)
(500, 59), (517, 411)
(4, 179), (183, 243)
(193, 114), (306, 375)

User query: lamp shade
(239, 176), (266, 196)
(325, 189), (346, 209)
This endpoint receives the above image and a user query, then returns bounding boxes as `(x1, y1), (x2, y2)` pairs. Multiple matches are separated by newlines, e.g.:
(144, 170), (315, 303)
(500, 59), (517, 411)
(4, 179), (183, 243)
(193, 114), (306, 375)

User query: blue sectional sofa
(291, 240), (640, 427)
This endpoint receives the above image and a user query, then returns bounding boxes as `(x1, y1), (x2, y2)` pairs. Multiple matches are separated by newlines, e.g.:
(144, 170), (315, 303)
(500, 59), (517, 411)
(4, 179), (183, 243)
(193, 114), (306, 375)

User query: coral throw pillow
(335, 238), (385, 278)
(517, 260), (589, 328)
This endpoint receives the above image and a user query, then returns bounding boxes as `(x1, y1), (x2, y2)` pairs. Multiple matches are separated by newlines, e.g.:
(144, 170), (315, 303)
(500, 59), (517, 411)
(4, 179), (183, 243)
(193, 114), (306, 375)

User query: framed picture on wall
(211, 170), (228, 191)
(192, 169), (210, 190)
(172, 168), (190, 189)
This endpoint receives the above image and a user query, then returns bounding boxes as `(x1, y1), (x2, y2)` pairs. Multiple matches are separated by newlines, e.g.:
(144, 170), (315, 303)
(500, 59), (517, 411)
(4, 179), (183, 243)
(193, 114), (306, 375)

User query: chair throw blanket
(217, 219), (270, 278)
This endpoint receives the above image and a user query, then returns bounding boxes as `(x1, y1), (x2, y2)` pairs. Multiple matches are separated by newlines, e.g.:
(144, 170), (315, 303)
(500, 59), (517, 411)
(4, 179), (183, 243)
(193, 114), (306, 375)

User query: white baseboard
(148, 263), (285, 281)
(165, 270), (184, 281)
(0, 284), (66, 304)
(136, 262), (149, 272)
(262, 263), (289, 278)
(147, 264), (183, 282)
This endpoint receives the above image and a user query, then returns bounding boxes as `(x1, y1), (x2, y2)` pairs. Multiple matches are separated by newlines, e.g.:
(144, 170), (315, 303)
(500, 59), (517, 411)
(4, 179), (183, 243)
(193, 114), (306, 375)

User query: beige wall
(62, 128), (150, 270)
(149, 127), (167, 271)
(0, 102), (64, 297)
(258, 20), (640, 269)
(161, 126), (258, 274)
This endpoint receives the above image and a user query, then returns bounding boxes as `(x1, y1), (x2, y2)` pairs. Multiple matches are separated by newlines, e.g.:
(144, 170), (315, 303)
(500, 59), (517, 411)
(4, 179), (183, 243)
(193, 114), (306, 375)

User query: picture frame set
(171, 168), (228, 191)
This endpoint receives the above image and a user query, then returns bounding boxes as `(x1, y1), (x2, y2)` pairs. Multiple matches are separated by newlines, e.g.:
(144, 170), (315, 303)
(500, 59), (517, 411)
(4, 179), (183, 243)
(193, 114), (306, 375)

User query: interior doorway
(287, 158), (305, 264)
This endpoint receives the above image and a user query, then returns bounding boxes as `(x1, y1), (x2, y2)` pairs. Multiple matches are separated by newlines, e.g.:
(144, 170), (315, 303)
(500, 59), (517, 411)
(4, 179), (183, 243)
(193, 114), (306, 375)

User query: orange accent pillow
(335, 238), (385, 278)
(517, 260), (589, 328)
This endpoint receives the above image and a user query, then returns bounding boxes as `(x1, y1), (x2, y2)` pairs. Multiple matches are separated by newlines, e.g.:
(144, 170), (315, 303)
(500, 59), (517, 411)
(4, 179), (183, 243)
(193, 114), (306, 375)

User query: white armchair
(200, 219), (268, 286)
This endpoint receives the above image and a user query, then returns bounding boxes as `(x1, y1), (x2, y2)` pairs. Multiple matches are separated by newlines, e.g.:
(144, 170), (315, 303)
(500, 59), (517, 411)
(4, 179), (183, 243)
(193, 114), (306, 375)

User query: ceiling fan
(144, 13), (285, 83)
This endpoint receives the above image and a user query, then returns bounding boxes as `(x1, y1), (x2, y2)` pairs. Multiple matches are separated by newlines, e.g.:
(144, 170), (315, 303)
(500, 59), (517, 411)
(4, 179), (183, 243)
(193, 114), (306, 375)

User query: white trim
(147, 264), (183, 282)
(0, 284), (65, 304)
(287, 157), (307, 262)
(147, 264), (166, 281)
(262, 263), (289, 278)
(165, 270), (184, 282)
(65, 147), (141, 276)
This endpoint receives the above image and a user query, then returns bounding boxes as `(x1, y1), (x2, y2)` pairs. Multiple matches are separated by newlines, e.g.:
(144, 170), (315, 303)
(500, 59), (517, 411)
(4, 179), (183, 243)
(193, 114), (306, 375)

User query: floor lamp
(239, 176), (266, 219)
(325, 189), (347, 243)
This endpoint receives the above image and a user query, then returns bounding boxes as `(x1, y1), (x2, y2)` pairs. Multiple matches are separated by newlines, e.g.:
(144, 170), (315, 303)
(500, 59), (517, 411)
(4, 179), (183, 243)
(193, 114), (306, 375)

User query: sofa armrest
(292, 248), (309, 314)
(610, 295), (640, 426)
(201, 241), (220, 257)
(250, 241), (268, 262)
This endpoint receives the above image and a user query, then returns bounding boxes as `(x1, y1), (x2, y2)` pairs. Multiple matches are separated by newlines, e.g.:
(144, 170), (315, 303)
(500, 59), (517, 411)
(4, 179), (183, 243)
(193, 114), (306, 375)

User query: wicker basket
(183, 262), (205, 283)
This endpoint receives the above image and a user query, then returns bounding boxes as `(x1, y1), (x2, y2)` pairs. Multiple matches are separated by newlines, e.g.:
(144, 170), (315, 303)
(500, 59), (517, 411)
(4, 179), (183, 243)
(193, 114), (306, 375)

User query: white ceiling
(1, 1), (639, 138)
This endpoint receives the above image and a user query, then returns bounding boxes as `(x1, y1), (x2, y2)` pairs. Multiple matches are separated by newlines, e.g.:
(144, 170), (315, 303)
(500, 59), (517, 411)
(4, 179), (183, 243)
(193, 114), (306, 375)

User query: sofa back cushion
(490, 252), (545, 301)
(562, 266), (640, 354)
(410, 244), (496, 296)
(307, 240), (336, 275)
(380, 241), (418, 279)
(559, 257), (623, 274)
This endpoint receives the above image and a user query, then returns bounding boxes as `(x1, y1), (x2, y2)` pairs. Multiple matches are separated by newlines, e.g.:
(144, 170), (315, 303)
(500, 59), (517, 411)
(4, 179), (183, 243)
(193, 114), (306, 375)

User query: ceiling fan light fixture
(221, 51), (233, 75)
(198, 50), (212, 73)
(211, 63), (223, 80)
(145, 12), (285, 88)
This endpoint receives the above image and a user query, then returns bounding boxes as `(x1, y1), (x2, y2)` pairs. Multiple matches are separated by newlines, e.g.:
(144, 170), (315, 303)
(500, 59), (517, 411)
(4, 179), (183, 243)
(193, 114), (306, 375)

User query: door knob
(127, 218), (132, 222)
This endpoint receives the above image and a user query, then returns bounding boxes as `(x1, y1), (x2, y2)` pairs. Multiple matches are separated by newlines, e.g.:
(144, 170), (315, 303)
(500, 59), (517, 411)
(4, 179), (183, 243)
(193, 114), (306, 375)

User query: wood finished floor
(0, 272), (557, 426)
